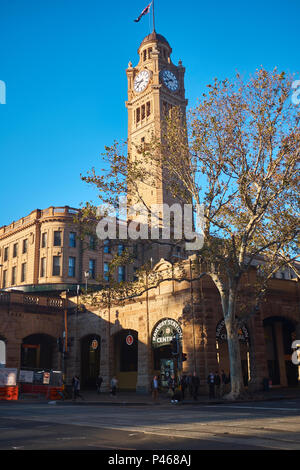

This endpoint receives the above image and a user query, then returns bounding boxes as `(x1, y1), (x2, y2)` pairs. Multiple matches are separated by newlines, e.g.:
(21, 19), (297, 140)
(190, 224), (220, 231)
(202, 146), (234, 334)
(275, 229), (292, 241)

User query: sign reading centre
(151, 318), (183, 349)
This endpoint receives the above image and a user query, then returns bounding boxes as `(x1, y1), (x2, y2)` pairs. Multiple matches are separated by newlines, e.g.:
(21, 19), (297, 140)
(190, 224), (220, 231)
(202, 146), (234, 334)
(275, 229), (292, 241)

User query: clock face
(162, 70), (179, 92)
(134, 70), (150, 93)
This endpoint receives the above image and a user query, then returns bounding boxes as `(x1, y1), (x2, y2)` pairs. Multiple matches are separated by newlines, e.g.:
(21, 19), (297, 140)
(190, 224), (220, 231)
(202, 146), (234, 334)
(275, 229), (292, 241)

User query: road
(0, 399), (300, 451)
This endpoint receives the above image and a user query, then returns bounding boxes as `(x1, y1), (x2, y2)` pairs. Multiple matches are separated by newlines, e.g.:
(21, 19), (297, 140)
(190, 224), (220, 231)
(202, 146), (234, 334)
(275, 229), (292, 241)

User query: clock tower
(125, 31), (188, 212)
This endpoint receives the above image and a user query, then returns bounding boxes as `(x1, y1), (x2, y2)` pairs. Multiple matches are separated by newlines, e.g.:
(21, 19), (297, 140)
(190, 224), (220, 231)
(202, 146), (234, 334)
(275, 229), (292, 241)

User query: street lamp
(84, 271), (90, 291)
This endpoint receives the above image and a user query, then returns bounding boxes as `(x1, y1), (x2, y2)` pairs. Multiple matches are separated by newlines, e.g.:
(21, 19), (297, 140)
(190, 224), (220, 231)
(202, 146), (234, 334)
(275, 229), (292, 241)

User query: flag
(134, 3), (152, 22)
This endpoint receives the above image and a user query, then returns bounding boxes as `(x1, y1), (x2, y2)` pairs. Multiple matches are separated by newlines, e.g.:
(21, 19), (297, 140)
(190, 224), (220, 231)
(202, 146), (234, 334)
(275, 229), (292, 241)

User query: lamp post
(84, 271), (90, 292)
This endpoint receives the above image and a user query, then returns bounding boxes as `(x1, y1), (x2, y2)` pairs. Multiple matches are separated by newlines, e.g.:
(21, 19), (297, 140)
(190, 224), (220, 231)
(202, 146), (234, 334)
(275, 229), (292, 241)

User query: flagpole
(152, 0), (156, 32)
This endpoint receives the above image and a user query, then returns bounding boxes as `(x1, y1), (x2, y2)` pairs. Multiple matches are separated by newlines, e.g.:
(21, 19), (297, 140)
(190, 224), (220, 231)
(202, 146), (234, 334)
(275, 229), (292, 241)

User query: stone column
(6, 339), (22, 369)
(248, 314), (269, 392)
(274, 322), (288, 387)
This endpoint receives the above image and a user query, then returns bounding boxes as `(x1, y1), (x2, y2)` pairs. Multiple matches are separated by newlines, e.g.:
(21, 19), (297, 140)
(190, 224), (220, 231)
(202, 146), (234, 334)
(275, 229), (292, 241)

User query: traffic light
(182, 353), (187, 362)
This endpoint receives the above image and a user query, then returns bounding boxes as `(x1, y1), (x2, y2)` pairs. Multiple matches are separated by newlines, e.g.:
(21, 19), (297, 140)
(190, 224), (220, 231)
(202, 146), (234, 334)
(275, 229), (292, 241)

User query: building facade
(0, 31), (299, 395)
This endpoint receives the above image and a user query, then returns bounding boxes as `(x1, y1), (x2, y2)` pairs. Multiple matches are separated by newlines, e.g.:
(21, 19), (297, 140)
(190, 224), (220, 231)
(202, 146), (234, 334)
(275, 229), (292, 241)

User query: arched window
(0, 338), (6, 367)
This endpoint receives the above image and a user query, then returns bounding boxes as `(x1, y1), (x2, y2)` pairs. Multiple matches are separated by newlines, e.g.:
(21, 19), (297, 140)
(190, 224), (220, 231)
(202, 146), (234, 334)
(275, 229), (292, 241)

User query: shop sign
(126, 335), (134, 346)
(216, 319), (249, 343)
(152, 318), (183, 349)
(43, 372), (50, 385)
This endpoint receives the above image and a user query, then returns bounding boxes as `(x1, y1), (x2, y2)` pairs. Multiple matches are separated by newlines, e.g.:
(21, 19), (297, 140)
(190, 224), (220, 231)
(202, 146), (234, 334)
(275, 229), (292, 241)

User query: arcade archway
(21, 334), (56, 370)
(113, 330), (138, 390)
(216, 319), (250, 386)
(263, 316), (298, 387)
(80, 334), (101, 389)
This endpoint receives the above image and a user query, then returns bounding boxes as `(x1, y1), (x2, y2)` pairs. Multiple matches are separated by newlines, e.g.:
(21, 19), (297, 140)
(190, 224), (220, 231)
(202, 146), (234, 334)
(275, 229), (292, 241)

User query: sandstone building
(0, 31), (299, 395)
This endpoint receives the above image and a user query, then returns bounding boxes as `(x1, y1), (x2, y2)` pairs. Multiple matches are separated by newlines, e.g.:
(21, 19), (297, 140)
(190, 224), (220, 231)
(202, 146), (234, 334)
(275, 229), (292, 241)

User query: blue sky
(0, 0), (299, 227)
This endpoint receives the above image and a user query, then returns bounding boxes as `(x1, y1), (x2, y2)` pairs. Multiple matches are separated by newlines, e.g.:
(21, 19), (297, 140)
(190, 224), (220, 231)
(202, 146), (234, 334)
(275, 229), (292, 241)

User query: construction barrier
(21, 383), (63, 400)
(0, 386), (19, 401)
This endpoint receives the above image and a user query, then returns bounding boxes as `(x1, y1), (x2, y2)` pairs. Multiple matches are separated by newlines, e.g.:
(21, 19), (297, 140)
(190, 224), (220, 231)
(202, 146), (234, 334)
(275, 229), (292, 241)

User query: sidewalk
(18, 386), (300, 406)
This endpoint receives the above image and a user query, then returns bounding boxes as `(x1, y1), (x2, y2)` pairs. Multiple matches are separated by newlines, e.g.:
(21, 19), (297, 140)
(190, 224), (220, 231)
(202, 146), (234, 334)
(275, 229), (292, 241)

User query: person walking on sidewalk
(110, 376), (118, 397)
(168, 374), (177, 403)
(96, 375), (103, 394)
(151, 375), (159, 403)
(207, 372), (215, 399)
(214, 371), (221, 398)
(72, 375), (84, 401)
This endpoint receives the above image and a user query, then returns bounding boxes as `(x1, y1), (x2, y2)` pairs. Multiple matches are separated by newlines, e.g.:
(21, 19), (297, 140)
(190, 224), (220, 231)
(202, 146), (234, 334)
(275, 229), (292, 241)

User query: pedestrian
(187, 373), (193, 398)
(96, 375), (103, 394)
(207, 371), (215, 399)
(168, 374), (177, 403)
(214, 371), (221, 398)
(110, 376), (118, 397)
(180, 375), (187, 400)
(151, 375), (159, 403)
(191, 371), (200, 400)
(72, 375), (84, 401)
(221, 369), (227, 395)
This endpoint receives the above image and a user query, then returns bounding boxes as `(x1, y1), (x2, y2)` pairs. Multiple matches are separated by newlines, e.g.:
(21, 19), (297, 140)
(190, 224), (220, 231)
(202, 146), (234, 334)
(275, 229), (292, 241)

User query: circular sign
(91, 339), (99, 350)
(216, 319), (249, 343)
(151, 318), (183, 349)
(126, 335), (134, 346)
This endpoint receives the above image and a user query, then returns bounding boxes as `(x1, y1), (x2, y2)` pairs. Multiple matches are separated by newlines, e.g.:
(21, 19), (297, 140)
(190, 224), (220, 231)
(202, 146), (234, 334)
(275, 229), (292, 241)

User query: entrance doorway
(263, 316), (298, 387)
(153, 345), (176, 387)
(80, 335), (101, 389)
(113, 330), (138, 390)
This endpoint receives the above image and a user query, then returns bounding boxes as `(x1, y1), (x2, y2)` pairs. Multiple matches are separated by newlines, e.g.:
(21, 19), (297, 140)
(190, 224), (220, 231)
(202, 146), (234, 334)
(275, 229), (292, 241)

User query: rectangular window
(118, 266), (125, 283)
(22, 239), (28, 254)
(13, 243), (18, 258)
(89, 259), (96, 279)
(136, 107), (140, 123)
(21, 263), (26, 282)
(53, 231), (62, 247)
(118, 244), (124, 256)
(41, 232), (47, 248)
(40, 257), (46, 277)
(146, 101), (151, 117)
(52, 256), (61, 276)
(104, 262), (109, 281)
(68, 257), (76, 277)
(141, 104), (146, 120)
(4, 247), (8, 262)
(11, 266), (16, 285)
(104, 240), (111, 254)
(69, 232), (76, 248)
(2, 270), (7, 288)
(89, 235), (96, 250)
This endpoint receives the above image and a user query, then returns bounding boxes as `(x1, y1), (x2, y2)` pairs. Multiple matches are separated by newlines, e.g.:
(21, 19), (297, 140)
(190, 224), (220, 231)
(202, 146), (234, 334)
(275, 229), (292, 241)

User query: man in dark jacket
(207, 372), (215, 399)
(214, 371), (221, 398)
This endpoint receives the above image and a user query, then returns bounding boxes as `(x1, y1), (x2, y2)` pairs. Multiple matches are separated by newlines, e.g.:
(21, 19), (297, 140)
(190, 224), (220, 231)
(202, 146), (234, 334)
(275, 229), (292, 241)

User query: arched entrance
(21, 334), (56, 370)
(151, 318), (183, 388)
(216, 319), (250, 386)
(263, 316), (298, 387)
(113, 330), (138, 390)
(80, 334), (101, 389)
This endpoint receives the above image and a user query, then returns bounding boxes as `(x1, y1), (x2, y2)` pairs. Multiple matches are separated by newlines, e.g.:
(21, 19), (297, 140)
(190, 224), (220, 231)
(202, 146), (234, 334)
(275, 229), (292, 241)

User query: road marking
(208, 405), (300, 412)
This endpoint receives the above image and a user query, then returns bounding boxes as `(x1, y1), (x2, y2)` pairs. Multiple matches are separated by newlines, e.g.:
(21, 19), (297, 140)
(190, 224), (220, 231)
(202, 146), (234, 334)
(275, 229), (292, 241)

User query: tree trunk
(224, 317), (245, 400)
